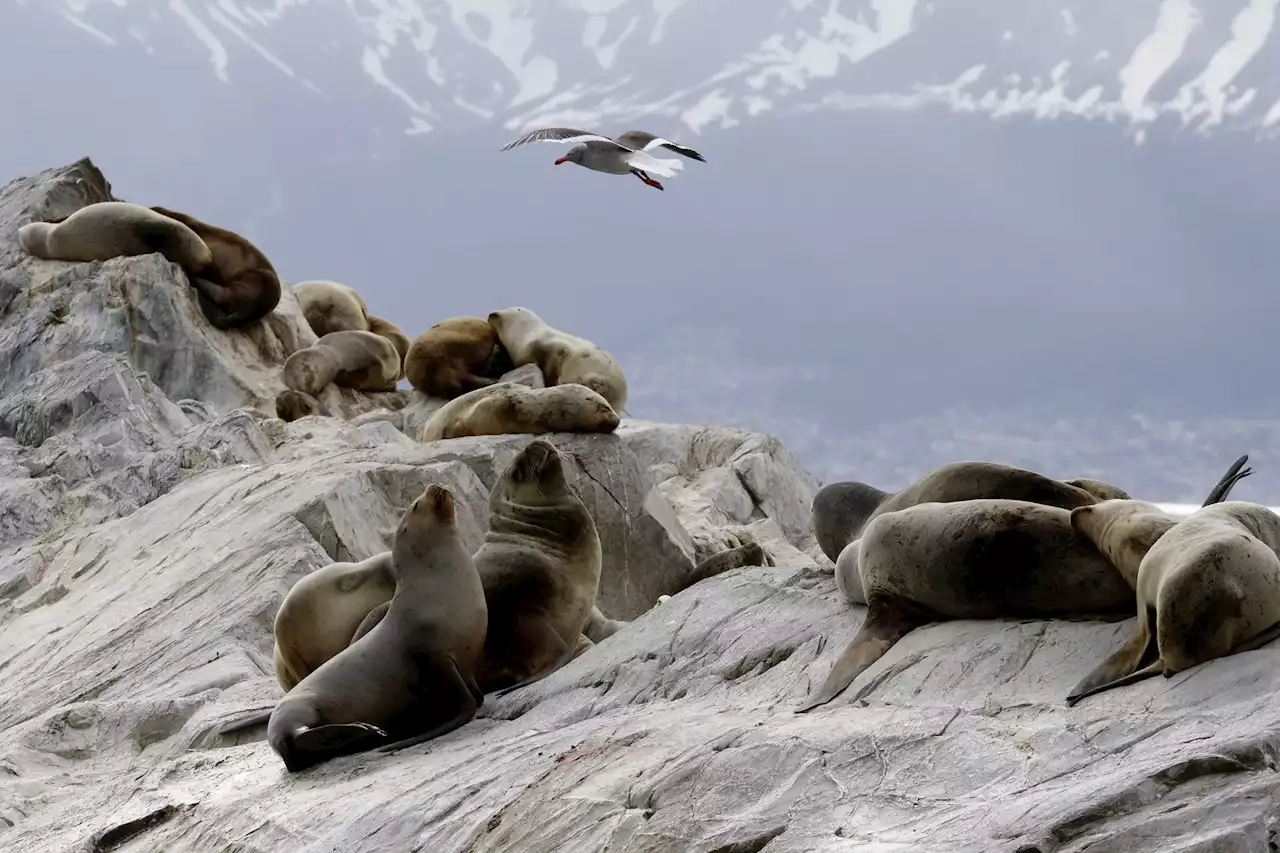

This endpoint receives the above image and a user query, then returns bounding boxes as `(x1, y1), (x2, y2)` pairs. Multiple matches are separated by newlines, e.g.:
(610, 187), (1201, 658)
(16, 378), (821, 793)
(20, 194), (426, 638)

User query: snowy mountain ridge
(19, 0), (1280, 144)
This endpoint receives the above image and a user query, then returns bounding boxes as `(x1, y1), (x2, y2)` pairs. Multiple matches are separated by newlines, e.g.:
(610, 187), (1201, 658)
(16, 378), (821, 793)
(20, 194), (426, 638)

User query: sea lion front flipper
(795, 598), (931, 714)
(583, 605), (627, 643)
(1202, 454), (1253, 506)
(351, 601), (391, 644)
(290, 721), (388, 763)
(376, 657), (480, 756)
(1065, 609), (1159, 706)
(570, 634), (594, 661)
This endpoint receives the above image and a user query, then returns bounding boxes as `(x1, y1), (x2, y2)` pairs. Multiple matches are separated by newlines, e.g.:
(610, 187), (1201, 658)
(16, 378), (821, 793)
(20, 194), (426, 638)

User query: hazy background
(4, 0), (1279, 502)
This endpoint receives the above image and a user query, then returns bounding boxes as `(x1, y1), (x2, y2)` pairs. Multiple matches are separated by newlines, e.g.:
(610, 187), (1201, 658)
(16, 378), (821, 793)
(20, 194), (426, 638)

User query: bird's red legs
(630, 168), (664, 191)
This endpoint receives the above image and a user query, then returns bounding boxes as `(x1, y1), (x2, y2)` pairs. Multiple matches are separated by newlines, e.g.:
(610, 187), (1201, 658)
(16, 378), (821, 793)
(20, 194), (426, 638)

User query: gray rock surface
(2, 161), (1278, 852)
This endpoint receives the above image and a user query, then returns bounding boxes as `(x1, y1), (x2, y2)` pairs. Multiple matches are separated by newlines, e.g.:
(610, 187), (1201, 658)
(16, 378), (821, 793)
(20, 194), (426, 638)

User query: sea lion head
(503, 439), (570, 502)
(811, 480), (890, 562)
(1070, 499), (1175, 586)
(275, 389), (322, 422)
(1064, 477), (1131, 502)
(392, 483), (458, 571)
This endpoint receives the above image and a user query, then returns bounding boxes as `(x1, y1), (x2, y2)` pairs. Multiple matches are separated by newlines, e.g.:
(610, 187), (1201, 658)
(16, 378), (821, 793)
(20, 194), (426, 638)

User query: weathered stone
(2, 160), (1278, 853)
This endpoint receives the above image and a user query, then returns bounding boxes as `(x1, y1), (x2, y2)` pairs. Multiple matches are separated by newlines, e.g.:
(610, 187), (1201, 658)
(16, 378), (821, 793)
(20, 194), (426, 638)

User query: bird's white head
(554, 145), (586, 167)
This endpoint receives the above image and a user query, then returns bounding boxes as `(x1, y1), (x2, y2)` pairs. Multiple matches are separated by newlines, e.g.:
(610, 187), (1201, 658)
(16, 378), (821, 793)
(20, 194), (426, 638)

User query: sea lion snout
(412, 483), (455, 523)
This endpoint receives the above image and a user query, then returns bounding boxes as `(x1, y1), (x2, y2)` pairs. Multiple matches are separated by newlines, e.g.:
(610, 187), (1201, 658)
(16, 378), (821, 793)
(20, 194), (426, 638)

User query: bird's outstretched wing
(614, 130), (706, 162)
(500, 127), (631, 152)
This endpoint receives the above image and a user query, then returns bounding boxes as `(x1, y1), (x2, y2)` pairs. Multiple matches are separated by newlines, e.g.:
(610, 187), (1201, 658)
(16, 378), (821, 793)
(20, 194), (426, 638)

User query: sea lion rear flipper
(351, 601), (391, 644)
(376, 657), (480, 756)
(1228, 618), (1280, 656)
(795, 598), (930, 714)
(1065, 609), (1159, 706)
(1202, 454), (1253, 506)
(218, 707), (274, 735)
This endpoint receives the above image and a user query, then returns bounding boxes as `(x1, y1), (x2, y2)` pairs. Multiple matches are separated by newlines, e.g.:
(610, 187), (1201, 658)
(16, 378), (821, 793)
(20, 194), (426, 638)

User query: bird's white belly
(583, 150), (633, 174)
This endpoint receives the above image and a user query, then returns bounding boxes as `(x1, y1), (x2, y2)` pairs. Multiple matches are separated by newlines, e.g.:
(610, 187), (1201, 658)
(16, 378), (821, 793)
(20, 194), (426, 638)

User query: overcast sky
(4, 0), (1279, 501)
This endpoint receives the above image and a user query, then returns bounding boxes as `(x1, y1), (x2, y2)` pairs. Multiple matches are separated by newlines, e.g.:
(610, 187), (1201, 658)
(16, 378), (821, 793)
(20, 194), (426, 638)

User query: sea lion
(468, 439), (602, 693)
(1064, 458), (1276, 705)
(799, 455), (1254, 713)
(367, 314), (410, 374)
(266, 483), (487, 771)
(18, 201), (214, 277)
(487, 306), (628, 412)
(1063, 478), (1132, 501)
(275, 389), (323, 422)
(795, 499), (1140, 713)
(293, 280), (370, 337)
(1066, 455), (1254, 595)
(812, 462), (1131, 565)
(420, 381), (619, 442)
(148, 205), (281, 329)
(271, 553), (397, 692)
(283, 330), (401, 397)
(404, 316), (505, 399)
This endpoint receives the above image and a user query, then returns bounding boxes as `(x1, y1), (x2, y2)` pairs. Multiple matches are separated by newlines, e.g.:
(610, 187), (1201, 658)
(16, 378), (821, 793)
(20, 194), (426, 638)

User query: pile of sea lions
(16, 198), (1280, 775)
(18, 201), (629, 443)
(221, 441), (766, 772)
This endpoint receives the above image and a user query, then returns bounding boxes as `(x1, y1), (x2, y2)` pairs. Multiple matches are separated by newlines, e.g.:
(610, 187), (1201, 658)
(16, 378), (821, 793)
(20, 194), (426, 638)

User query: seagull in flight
(499, 127), (707, 191)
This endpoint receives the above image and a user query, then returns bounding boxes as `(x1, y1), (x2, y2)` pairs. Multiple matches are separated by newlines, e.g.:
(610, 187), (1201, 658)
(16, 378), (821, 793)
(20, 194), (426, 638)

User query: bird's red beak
(554, 156), (568, 166)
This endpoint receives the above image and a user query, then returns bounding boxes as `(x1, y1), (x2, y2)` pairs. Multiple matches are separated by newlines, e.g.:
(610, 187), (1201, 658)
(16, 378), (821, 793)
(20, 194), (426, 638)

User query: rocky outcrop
(1, 160), (1278, 852)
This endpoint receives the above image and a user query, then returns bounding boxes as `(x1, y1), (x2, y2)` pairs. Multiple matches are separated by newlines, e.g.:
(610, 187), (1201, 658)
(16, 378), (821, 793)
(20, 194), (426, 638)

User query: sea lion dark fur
(149, 205), (281, 329)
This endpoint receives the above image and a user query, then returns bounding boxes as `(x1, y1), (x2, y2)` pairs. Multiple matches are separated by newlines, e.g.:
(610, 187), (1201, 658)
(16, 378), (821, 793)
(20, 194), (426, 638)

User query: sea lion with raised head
(799, 456), (1252, 713)
(271, 553), (396, 692)
(148, 205), (281, 329)
(283, 330), (401, 397)
(1064, 458), (1280, 705)
(18, 201), (213, 278)
(469, 439), (602, 693)
(420, 381), (619, 442)
(487, 306), (628, 412)
(813, 461), (1130, 568)
(265, 483), (487, 771)
(404, 316), (506, 399)
(293, 280), (370, 337)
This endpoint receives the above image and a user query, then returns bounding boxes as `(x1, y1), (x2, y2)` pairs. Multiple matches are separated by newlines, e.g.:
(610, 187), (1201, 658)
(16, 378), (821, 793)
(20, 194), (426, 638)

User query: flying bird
(499, 127), (706, 191)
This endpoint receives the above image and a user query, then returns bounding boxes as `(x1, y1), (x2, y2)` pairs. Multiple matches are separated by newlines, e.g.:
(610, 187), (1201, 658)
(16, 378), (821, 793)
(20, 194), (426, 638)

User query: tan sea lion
(265, 483), (487, 771)
(271, 553), (396, 692)
(283, 330), (401, 397)
(796, 498), (1139, 713)
(487, 306), (628, 412)
(1065, 458), (1278, 705)
(1063, 478), (1132, 501)
(18, 201), (213, 277)
(274, 389), (323, 422)
(148, 205), (281, 329)
(404, 316), (505, 399)
(367, 314), (410, 374)
(420, 381), (619, 442)
(800, 455), (1254, 713)
(812, 462), (1131, 566)
(293, 280), (369, 337)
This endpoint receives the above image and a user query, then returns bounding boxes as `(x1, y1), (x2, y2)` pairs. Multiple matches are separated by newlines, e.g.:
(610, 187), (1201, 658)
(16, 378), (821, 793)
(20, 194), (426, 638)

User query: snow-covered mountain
(5, 0), (1280, 502)
(19, 0), (1280, 143)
